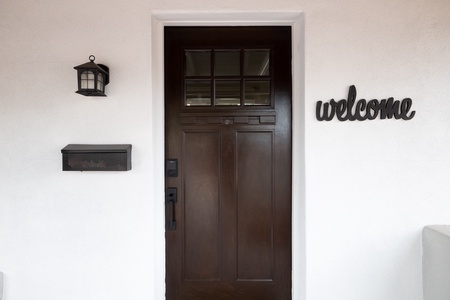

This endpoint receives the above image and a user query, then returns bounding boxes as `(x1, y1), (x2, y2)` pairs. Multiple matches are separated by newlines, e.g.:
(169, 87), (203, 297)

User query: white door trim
(151, 11), (306, 300)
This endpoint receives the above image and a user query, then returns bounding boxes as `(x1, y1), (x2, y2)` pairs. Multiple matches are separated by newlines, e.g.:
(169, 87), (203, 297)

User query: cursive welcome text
(316, 85), (415, 121)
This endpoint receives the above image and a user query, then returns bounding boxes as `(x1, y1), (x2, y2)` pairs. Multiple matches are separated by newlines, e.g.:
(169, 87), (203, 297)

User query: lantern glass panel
(81, 71), (95, 89)
(97, 73), (104, 92)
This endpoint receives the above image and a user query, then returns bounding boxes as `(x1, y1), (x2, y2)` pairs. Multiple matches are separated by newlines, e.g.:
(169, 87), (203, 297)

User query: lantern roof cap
(73, 61), (109, 75)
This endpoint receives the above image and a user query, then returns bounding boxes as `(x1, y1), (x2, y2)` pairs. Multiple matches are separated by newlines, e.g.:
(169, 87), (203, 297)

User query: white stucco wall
(1, 0), (450, 300)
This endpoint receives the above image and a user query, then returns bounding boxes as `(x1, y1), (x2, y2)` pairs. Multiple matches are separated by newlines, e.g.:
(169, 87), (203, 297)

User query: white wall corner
(0, 271), (3, 300)
(423, 225), (450, 300)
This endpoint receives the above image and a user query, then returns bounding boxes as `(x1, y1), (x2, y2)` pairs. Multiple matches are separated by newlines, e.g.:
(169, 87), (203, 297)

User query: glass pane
(215, 51), (240, 76)
(81, 71), (95, 89)
(186, 51), (211, 76)
(97, 73), (104, 91)
(186, 80), (211, 106)
(215, 80), (240, 106)
(244, 50), (270, 76)
(244, 80), (270, 106)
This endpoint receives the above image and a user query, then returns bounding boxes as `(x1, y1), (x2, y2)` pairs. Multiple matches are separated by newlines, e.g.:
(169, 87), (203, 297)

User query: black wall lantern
(74, 55), (110, 96)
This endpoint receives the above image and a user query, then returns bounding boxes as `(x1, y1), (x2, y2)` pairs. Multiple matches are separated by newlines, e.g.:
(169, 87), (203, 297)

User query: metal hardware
(61, 144), (132, 171)
(165, 159), (178, 177)
(166, 187), (177, 230)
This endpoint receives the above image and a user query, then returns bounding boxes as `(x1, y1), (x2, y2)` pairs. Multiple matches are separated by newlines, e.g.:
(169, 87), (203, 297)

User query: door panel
(165, 26), (292, 300)
(236, 131), (274, 280)
(184, 131), (220, 280)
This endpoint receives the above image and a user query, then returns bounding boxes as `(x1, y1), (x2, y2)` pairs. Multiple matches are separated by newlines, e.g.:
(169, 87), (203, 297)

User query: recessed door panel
(236, 131), (274, 280)
(184, 131), (221, 280)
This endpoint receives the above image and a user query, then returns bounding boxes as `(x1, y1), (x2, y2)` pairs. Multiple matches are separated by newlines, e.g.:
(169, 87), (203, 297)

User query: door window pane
(215, 51), (240, 76)
(244, 50), (270, 76)
(215, 80), (240, 106)
(186, 80), (211, 106)
(186, 51), (211, 76)
(244, 80), (270, 106)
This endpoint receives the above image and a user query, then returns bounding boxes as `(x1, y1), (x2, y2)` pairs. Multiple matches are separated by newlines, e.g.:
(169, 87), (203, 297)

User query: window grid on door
(185, 49), (272, 107)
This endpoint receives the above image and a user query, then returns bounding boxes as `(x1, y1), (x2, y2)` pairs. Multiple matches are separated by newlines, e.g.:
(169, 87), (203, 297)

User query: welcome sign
(316, 85), (415, 121)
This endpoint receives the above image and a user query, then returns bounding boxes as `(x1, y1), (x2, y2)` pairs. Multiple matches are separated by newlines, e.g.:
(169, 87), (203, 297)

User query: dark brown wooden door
(165, 26), (292, 300)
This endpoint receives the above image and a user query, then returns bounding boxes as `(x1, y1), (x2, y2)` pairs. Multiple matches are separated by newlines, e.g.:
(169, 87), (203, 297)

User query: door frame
(151, 12), (305, 300)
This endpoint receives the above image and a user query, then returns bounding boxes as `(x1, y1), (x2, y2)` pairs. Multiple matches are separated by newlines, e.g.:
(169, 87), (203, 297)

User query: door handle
(166, 187), (177, 230)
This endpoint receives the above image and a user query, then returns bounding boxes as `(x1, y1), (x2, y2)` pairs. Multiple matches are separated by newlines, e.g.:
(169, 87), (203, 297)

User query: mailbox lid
(61, 144), (131, 154)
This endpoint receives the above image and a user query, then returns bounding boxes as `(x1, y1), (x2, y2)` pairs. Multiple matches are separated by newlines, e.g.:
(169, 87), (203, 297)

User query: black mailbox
(61, 144), (132, 171)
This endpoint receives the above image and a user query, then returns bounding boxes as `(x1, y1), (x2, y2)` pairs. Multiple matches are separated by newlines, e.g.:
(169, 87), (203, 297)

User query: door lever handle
(166, 187), (177, 230)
